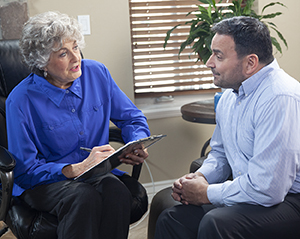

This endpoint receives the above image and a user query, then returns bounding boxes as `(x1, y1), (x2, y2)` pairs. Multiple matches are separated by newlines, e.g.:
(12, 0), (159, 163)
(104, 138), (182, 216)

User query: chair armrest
(189, 138), (211, 173)
(117, 174), (148, 224)
(108, 127), (125, 144)
(108, 127), (143, 180)
(189, 156), (206, 173)
(0, 146), (15, 172)
(0, 146), (15, 221)
(200, 138), (211, 157)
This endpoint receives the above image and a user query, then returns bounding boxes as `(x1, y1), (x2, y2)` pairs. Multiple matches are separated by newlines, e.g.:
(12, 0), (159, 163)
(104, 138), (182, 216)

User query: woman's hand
(119, 148), (149, 165)
(62, 145), (115, 178)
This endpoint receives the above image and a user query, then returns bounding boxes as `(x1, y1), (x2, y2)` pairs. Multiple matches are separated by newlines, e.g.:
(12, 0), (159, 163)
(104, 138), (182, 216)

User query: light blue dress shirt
(6, 59), (150, 196)
(198, 59), (300, 207)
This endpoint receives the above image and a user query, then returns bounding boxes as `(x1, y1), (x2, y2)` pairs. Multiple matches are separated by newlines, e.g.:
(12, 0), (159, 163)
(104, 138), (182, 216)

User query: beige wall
(27, 0), (300, 184)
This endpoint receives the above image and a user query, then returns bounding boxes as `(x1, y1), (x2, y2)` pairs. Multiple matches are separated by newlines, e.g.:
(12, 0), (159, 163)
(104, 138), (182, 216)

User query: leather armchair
(0, 39), (148, 238)
(147, 139), (210, 239)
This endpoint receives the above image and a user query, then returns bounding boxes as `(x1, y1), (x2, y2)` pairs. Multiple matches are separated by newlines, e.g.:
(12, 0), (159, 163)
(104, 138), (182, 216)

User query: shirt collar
(69, 78), (82, 98)
(33, 75), (82, 107)
(237, 59), (279, 97)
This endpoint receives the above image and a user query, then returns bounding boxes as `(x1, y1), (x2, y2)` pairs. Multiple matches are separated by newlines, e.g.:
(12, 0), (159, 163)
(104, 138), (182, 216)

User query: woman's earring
(44, 71), (48, 78)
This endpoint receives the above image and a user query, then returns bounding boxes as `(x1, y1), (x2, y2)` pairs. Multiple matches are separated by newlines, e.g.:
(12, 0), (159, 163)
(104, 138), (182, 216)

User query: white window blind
(129, 0), (231, 97)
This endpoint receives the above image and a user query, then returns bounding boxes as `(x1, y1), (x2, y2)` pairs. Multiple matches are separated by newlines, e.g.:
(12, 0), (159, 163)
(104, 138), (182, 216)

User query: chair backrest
(0, 40), (31, 148)
(0, 40), (31, 97)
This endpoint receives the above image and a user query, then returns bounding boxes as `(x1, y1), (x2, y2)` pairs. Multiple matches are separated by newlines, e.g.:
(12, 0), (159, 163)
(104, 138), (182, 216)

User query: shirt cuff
(197, 166), (216, 184)
(50, 163), (69, 181)
(207, 183), (224, 207)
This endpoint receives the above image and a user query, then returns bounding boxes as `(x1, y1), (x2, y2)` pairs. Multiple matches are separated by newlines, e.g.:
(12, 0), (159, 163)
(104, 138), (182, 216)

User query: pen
(80, 147), (92, 152)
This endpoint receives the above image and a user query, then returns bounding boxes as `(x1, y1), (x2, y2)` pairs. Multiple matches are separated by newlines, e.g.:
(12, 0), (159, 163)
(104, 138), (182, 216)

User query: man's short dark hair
(212, 16), (274, 64)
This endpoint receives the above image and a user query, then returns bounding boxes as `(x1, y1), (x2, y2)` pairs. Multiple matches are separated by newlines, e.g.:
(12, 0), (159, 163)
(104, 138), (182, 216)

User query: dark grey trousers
(21, 173), (132, 239)
(155, 193), (300, 239)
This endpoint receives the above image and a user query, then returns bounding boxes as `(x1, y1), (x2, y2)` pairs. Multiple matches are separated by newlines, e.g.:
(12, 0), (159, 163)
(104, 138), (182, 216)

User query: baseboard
(142, 179), (175, 202)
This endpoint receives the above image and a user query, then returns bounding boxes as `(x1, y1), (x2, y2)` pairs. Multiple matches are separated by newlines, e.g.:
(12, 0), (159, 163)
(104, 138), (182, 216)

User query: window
(129, 0), (231, 98)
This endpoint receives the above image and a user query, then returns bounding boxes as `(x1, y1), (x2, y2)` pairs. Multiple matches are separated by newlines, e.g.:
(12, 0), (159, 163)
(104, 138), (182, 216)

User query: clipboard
(74, 134), (166, 180)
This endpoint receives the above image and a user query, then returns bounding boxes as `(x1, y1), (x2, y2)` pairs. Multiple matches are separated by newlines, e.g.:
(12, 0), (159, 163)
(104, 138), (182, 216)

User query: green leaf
(223, 11), (235, 19)
(262, 2), (286, 14)
(211, 0), (217, 9)
(207, 4), (212, 19)
(242, 0), (255, 15)
(260, 12), (282, 20)
(204, 34), (214, 52)
(190, 28), (209, 40)
(197, 0), (210, 4)
(196, 8), (212, 23)
(178, 41), (190, 56)
(186, 10), (196, 17)
(265, 21), (277, 28)
(270, 26), (288, 49)
(271, 36), (282, 54)
(199, 47), (212, 64)
(163, 25), (181, 48)
(232, 0), (242, 16)
(197, 5), (209, 14)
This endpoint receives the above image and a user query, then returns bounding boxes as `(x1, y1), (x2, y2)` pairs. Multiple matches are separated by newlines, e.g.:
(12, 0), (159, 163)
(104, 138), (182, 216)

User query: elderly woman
(6, 11), (150, 239)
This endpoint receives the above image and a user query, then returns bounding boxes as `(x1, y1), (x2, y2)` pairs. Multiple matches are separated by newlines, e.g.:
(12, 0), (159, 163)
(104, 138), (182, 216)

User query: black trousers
(155, 193), (300, 239)
(20, 173), (132, 239)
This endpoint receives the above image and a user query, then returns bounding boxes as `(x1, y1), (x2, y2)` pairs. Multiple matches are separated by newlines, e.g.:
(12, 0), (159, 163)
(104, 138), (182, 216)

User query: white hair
(20, 11), (85, 76)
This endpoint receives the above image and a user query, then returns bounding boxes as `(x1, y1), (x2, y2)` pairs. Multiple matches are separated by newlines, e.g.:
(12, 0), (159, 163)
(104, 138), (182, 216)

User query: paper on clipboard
(74, 134), (166, 180)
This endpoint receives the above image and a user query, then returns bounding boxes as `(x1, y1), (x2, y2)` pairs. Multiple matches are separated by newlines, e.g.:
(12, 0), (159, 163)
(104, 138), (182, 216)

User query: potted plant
(163, 0), (287, 63)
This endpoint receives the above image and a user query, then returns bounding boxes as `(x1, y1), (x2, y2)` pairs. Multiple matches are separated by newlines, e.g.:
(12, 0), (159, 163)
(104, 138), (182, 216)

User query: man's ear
(243, 54), (260, 77)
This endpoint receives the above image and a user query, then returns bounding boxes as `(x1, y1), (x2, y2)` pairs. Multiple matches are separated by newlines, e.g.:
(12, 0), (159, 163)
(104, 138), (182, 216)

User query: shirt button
(93, 106), (99, 111)
(71, 108), (75, 113)
(79, 131), (84, 135)
(66, 90), (69, 94)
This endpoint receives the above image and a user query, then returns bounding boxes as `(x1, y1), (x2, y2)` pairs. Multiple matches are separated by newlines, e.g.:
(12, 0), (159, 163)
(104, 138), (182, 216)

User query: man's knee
(200, 208), (223, 225)
(198, 208), (227, 239)
(156, 207), (172, 227)
(154, 208), (174, 239)
(155, 206), (190, 230)
(155, 205), (204, 239)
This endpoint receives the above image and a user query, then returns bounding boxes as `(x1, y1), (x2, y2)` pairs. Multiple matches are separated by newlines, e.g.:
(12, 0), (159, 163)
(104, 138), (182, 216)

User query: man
(155, 16), (300, 239)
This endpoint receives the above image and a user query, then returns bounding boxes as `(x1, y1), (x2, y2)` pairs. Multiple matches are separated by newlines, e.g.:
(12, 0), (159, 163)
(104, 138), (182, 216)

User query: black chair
(0, 39), (148, 238)
(147, 140), (210, 239)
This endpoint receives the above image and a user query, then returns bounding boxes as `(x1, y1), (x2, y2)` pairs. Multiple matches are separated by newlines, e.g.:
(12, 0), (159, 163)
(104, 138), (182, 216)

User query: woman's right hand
(62, 145), (115, 178)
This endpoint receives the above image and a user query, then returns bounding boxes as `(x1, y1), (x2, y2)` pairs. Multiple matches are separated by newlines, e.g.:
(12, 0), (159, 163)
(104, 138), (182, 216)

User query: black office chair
(147, 140), (210, 239)
(0, 39), (148, 238)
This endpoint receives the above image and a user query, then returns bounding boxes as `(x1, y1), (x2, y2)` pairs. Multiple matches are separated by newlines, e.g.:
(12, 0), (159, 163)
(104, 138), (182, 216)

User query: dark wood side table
(180, 99), (216, 124)
(181, 99), (216, 157)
